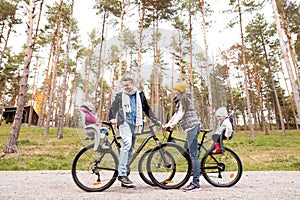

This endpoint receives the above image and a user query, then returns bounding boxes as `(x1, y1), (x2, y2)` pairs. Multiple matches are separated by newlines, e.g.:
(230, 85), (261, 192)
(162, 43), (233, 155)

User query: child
(79, 102), (109, 150)
(80, 103), (97, 126)
(212, 107), (233, 154)
(79, 102), (98, 140)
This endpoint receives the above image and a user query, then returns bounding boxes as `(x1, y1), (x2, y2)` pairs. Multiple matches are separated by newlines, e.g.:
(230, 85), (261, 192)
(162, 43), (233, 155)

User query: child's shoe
(212, 142), (221, 154)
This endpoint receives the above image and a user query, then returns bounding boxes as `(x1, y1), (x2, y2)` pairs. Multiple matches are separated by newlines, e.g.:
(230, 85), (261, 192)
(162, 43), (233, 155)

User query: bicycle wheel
(201, 147), (242, 187)
(71, 143), (118, 192)
(137, 149), (157, 186)
(147, 142), (192, 189)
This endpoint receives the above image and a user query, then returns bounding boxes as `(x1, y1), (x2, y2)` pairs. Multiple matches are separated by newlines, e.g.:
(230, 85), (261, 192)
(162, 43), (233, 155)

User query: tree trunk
(254, 58), (268, 134)
(4, 0), (35, 153)
(279, 63), (299, 130)
(199, 0), (213, 128)
(96, 10), (107, 121)
(0, 15), (14, 126)
(0, 9), (15, 70)
(261, 34), (285, 136)
(137, 3), (145, 88)
(117, 0), (125, 92)
(280, 4), (300, 88)
(0, 76), (8, 126)
(238, 0), (254, 139)
(272, 0), (300, 123)
(28, 60), (38, 126)
(57, 0), (74, 139)
(37, 38), (54, 128)
(188, 12), (194, 102)
(44, 0), (63, 135)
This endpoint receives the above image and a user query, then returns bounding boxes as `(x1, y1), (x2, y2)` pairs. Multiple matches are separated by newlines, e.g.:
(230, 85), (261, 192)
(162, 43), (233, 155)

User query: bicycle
(162, 128), (243, 187)
(71, 121), (192, 192)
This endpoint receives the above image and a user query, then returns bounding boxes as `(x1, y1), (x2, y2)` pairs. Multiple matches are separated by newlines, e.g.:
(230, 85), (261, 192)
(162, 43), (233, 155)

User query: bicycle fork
(154, 139), (172, 168)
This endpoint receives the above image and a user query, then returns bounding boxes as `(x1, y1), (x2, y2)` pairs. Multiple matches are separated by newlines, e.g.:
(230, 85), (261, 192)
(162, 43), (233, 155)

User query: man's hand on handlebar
(162, 125), (172, 131)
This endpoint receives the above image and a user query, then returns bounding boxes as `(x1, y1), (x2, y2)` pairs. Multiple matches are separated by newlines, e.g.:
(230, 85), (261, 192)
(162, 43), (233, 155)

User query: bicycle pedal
(164, 180), (174, 184)
(93, 181), (102, 185)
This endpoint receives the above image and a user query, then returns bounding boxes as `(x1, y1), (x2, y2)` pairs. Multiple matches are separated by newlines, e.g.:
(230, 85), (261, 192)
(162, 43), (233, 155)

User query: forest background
(0, 0), (299, 154)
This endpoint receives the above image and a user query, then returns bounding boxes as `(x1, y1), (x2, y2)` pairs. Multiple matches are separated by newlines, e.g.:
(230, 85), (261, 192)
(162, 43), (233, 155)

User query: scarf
(122, 87), (143, 134)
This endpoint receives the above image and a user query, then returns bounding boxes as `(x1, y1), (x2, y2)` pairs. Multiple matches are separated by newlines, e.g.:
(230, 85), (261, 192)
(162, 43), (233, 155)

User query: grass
(0, 124), (300, 171)
(224, 130), (300, 171)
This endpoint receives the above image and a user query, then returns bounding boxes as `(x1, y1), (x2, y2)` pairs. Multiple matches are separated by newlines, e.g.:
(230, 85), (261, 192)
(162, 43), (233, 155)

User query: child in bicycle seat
(212, 107), (233, 154)
(80, 103), (97, 125)
(80, 102), (108, 140)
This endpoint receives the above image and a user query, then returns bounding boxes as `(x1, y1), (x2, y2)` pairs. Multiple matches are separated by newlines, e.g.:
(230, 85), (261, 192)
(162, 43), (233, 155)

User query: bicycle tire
(71, 143), (118, 192)
(147, 142), (192, 189)
(201, 147), (242, 187)
(138, 149), (175, 186)
(138, 149), (156, 186)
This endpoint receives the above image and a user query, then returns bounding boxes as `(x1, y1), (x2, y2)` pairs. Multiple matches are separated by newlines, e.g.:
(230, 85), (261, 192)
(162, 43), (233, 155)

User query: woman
(163, 82), (201, 192)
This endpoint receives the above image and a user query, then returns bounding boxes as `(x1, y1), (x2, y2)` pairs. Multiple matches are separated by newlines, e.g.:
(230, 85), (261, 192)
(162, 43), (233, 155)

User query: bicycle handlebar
(101, 120), (162, 134)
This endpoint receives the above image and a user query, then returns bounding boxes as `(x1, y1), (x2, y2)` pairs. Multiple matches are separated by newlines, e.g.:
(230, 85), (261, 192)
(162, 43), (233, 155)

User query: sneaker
(212, 142), (221, 154)
(212, 148), (222, 154)
(183, 182), (201, 192)
(118, 176), (133, 185)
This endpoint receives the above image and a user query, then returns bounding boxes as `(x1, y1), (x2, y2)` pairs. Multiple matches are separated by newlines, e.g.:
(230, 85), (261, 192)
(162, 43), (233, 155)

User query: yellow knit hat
(174, 82), (188, 92)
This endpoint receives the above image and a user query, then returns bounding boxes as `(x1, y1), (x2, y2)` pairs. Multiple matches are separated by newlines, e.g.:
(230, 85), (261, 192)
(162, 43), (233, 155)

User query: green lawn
(0, 124), (299, 171)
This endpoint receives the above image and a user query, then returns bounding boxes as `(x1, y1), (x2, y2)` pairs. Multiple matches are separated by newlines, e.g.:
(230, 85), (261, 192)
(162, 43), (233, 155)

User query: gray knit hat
(215, 107), (227, 117)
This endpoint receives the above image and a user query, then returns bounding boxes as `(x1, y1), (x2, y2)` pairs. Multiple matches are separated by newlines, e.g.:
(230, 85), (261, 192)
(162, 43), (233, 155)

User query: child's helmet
(81, 102), (94, 112)
(215, 107), (227, 117)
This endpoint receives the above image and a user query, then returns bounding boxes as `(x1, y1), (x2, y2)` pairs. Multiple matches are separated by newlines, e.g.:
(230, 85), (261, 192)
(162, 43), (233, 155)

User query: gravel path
(0, 171), (299, 200)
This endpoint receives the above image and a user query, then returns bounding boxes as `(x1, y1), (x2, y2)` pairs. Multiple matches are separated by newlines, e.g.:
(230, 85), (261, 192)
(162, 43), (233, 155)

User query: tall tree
(44, 0), (63, 135)
(143, 0), (176, 115)
(272, 0), (300, 124)
(4, 0), (35, 153)
(276, 0), (299, 88)
(93, 0), (110, 120)
(198, 0), (213, 127)
(0, 0), (22, 125)
(57, 0), (75, 139)
(245, 13), (285, 135)
(228, 0), (258, 139)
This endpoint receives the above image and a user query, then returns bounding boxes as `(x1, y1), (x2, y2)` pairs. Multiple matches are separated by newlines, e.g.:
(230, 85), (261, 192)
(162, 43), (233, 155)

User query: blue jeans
(185, 125), (201, 183)
(118, 122), (137, 176)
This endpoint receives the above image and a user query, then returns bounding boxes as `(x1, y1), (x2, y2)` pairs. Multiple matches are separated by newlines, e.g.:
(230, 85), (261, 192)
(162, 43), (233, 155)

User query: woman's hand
(110, 119), (117, 124)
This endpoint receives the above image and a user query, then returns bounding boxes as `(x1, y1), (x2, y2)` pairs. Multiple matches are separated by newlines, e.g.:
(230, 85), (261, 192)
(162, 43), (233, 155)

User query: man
(109, 76), (160, 188)
(162, 82), (201, 192)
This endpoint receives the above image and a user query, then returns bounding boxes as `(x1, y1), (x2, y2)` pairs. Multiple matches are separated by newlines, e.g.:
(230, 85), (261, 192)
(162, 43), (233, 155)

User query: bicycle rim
(147, 142), (192, 189)
(201, 147), (242, 187)
(71, 144), (118, 192)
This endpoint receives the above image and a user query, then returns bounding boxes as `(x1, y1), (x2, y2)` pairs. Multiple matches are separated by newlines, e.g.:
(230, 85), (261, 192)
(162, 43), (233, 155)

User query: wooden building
(2, 106), (39, 125)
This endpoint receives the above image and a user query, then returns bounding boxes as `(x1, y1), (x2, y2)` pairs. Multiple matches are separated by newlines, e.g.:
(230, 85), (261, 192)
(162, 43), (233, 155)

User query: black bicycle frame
(102, 121), (164, 168)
